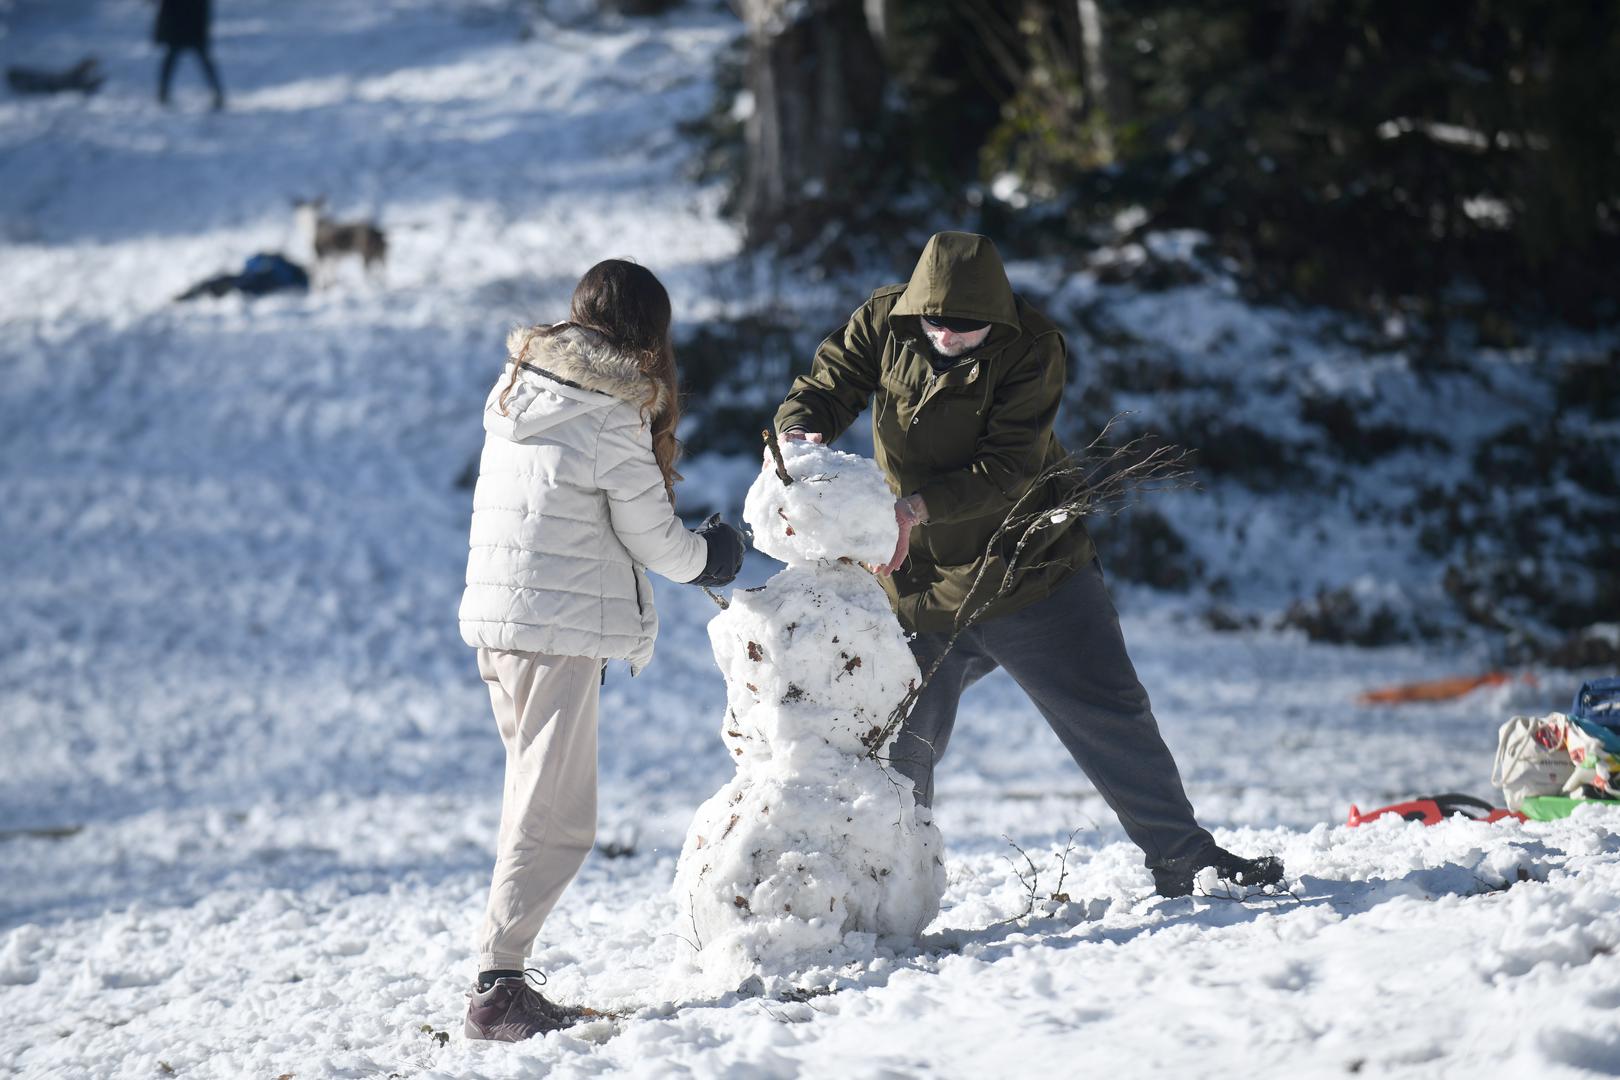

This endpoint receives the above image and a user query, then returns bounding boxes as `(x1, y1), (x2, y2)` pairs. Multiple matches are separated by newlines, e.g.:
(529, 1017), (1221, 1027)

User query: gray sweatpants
(889, 560), (1215, 869)
(475, 648), (600, 973)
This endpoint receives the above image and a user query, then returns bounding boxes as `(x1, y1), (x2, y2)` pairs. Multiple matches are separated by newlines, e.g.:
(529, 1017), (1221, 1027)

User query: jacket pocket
(629, 565), (647, 616)
(924, 552), (1011, 628)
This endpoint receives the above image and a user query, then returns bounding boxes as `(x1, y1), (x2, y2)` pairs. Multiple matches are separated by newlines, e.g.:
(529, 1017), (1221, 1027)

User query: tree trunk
(1076, 0), (1122, 163)
(739, 0), (887, 249)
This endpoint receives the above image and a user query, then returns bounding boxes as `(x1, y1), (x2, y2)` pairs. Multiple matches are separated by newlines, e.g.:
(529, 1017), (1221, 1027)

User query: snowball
(0, 925), (42, 987)
(708, 563), (920, 765)
(675, 768), (943, 990)
(745, 441), (898, 566)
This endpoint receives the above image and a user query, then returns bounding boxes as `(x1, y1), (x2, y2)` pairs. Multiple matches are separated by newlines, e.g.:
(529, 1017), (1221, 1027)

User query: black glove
(690, 513), (745, 588)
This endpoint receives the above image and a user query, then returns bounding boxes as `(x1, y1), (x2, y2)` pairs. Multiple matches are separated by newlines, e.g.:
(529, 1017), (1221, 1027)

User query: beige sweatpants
(475, 648), (600, 973)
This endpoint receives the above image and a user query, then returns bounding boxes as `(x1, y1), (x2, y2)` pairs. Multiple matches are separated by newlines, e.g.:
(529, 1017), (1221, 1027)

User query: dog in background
(293, 197), (387, 284)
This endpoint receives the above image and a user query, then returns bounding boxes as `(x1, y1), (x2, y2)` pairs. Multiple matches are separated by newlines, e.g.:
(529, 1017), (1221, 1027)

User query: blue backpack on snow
(1571, 677), (1620, 755)
(238, 252), (309, 295)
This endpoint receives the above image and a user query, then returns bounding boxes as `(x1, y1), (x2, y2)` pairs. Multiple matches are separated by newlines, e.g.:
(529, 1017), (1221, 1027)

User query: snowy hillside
(2, 2), (1619, 1078)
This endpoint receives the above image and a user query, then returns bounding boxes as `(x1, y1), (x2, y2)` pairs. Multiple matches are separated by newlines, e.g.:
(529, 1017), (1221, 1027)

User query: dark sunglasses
(922, 315), (991, 333)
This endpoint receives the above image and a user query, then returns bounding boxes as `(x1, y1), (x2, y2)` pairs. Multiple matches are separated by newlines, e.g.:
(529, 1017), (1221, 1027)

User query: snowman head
(742, 442), (899, 567)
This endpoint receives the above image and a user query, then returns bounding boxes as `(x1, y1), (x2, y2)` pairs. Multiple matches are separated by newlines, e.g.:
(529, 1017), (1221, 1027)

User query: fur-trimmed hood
(505, 324), (670, 417)
(463, 320), (708, 671)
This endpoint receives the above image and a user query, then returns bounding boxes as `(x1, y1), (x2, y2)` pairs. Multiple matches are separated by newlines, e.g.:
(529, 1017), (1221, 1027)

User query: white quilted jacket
(458, 326), (707, 673)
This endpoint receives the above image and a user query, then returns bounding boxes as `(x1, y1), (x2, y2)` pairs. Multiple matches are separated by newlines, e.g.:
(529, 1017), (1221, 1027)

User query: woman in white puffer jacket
(458, 260), (745, 1041)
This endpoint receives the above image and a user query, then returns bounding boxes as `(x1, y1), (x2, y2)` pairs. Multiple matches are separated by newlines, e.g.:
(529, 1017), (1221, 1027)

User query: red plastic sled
(1347, 792), (1526, 827)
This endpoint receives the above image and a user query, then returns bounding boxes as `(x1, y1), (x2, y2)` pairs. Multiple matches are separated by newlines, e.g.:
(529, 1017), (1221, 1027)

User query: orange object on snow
(1356, 672), (1531, 706)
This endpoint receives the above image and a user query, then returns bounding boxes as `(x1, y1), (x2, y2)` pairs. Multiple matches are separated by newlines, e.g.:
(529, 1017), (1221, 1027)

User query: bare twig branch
(863, 416), (1194, 757)
(1050, 826), (1085, 902)
(985, 826), (1094, 930)
(762, 428), (794, 486)
(702, 586), (730, 609)
(991, 834), (1043, 927)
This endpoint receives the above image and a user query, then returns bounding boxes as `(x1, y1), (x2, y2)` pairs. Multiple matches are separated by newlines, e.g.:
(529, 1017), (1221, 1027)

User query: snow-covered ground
(3, 2), (1618, 1077)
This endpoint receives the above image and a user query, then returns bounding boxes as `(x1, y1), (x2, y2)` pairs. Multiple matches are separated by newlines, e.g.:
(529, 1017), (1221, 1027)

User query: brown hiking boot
(463, 971), (580, 1042)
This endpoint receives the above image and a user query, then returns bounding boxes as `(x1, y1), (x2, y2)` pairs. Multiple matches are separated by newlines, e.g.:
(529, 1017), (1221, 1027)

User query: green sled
(1519, 795), (1620, 821)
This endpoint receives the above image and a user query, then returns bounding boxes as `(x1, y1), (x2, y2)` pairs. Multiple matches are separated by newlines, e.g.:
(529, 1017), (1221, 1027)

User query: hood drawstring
(498, 328), (542, 416)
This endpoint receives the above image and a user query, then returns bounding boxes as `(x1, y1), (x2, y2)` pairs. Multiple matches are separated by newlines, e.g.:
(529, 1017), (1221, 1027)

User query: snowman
(672, 440), (947, 991)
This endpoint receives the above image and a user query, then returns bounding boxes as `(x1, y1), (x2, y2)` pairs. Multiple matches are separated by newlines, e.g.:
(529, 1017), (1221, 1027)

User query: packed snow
(675, 455), (942, 993)
(2, 1), (1618, 1078)
(742, 440), (899, 566)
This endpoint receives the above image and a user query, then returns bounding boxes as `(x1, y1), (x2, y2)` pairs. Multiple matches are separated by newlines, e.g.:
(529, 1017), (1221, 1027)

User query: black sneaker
(1152, 846), (1285, 898)
(463, 970), (581, 1042)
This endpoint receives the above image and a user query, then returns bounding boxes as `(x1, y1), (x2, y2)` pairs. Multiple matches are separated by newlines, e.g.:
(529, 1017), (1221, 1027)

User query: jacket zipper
(911, 359), (979, 427)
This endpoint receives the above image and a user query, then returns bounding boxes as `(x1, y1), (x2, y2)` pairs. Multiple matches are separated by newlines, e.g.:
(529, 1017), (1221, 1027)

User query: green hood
(890, 231), (1022, 355)
(774, 230), (1093, 633)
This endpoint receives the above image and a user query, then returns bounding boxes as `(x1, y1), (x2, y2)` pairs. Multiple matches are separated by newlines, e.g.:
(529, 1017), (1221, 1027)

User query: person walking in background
(458, 260), (746, 1041)
(152, 0), (224, 110)
(774, 231), (1284, 899)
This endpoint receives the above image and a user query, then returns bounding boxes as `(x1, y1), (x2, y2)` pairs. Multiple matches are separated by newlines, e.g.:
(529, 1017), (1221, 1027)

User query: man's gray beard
(924, 329), (975, 357)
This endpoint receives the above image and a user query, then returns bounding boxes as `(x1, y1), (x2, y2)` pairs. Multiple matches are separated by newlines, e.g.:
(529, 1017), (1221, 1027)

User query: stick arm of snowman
(862, 416), (1196, 758)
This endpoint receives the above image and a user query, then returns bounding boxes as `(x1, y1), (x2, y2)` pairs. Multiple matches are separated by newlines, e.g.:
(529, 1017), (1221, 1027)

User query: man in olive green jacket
(774, 231), (1283, 897)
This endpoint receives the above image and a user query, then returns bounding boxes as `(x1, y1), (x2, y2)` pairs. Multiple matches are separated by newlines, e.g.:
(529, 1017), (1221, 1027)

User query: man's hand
(875, 494), (928, 577)
(766, 429), (824, 466)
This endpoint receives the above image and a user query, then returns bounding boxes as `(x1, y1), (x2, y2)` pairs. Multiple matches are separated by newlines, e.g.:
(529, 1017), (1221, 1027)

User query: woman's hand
(690, 514), (746, 588)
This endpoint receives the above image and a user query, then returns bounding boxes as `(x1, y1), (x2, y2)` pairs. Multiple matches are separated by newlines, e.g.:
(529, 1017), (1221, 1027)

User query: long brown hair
(501, 259), (683, 501)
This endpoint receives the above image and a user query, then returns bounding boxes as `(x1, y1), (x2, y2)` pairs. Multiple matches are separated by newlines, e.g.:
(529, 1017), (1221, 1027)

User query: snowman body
(673, 443), (946, 988)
